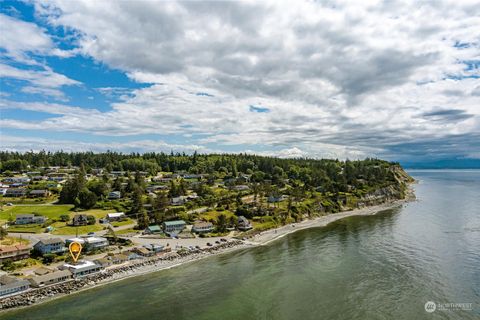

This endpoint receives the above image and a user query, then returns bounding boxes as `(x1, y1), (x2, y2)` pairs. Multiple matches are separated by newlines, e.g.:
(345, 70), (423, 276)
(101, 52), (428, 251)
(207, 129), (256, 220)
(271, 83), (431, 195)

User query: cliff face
(357, 166), (414, 208)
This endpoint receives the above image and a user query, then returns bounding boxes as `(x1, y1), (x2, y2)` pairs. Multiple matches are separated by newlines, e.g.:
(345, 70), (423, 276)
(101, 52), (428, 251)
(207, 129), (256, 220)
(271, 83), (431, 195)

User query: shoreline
(0, 187), (415, 313)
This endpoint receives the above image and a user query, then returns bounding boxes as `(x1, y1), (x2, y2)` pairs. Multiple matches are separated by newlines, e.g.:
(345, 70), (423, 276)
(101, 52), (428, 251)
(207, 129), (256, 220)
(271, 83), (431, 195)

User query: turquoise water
(2, 170), (479, 319)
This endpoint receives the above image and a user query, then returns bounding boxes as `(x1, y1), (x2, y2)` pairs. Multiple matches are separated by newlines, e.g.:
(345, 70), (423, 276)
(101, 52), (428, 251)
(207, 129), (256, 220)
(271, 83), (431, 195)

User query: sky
(0, 0), (479, 166)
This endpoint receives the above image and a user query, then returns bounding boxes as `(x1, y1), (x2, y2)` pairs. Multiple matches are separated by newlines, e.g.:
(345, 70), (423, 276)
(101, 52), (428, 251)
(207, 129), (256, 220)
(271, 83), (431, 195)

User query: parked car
(206, 242), (213, 246)
(215, 241), (220, 244)
(220, 238), (227, 242)
(88, 232), (95, 236)
(6, 203), (13, 206)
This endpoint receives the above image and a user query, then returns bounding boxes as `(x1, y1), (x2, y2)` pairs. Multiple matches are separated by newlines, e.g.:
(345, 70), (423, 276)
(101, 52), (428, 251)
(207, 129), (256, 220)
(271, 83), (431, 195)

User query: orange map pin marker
(69, 241), (82, 263)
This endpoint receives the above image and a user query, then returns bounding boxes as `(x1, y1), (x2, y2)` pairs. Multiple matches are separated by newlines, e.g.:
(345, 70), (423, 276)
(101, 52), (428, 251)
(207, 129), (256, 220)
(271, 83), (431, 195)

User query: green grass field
(0, 205), (74, 222)
(110, 218), (134, 227)
(199, 209), (235, 222)
(50, 222), (104, 235)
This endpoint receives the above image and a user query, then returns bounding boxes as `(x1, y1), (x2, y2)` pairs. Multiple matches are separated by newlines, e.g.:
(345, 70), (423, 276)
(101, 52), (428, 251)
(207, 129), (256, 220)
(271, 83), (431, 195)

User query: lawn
(115, 228), (138, 235)
(110, 218), (134, 227)
(0, 236), (30, 245)
(50, 222), (104, 235)
(7, 224), (44, 233)
(199, 209), (235, 222)
(0, 205), (74, 223)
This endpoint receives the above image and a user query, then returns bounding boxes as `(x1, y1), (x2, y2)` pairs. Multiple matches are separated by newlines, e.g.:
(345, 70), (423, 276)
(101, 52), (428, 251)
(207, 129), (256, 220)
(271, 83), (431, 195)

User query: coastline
(0, 186), (415, 313)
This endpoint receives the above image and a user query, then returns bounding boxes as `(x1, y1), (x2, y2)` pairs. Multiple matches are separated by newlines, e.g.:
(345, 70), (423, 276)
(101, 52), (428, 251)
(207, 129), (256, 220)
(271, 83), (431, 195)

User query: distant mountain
(401, 158), (480, 169)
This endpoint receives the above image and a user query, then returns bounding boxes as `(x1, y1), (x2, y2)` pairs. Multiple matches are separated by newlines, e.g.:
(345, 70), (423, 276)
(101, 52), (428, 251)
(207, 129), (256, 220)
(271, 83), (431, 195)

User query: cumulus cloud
(0, 1), (479, 161)
(0, 14), (79, 99)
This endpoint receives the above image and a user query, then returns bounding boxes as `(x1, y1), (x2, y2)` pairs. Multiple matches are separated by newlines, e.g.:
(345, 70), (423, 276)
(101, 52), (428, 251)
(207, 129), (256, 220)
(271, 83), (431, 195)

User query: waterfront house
(133, 247), (154, 257)
(33, 267), (53, 276)
(72, 214), (88, 226)
(0, 275), (30, 297)
(237, 216), (253, 231)
(108, 191), (121, 199)
(94, 258), (112, 268)
(106, 212), (126, 221)
(15, 214), (47, 225)
(33, 238), (66, 255)
(0, 245), (31, 263)
(5, 188), (27, 197)
(111, 253), (128, 264)
(60, 260), (102, 278)
(192, 221), (214, 234)
(162, 220), (186, 234)
(28, 189), (50, 198)
(143, 244), (165, 253)
(27, 270), (72, 288)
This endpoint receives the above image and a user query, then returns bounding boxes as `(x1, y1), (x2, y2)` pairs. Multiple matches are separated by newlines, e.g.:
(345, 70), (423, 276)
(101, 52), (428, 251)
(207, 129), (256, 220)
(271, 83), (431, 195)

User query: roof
(134, 247), (151, 255)
(84, 237), (108, 244)
(163, 220), (186, 226)
(112, 254), (128, 260)
(107, 212), (125, 218)
(62, 260), (98, 270)
(30, 189), (48, 194)
(0, 244), (31, 253)
(28, 270), (71, 285)
(16, 214), (34, 218)
(34, 267), (53, 276)
(193, 221), (213, 228)
(36, 238), (64, 246)
(147, 225), (161, 231)
(0, 275), (29, 289)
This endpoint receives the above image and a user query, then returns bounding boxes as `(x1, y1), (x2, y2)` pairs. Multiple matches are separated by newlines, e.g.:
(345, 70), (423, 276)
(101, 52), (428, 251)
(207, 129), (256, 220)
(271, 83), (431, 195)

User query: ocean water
(2, 170), (479, 320)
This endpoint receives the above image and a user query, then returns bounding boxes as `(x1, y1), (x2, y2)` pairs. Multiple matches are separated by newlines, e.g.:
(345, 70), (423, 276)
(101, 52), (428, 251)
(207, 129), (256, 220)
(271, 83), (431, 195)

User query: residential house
(94, 258), (112, 268)
(162, 220), (187, 234)
(3, 177), (30, 184)
(15, 214), (47, 225)
(108, 191), (121, 199)
(72, 214), (88, 226)
(33, 238), (66, 255)
(28, 189), (50, 198)
(142, 244), (166, 253)
(0, 245), (31, 263)
(237, 216), (253, 231)
(5, 188), (27, 197)
(268, 195), (288, 203)
(59, 260), (102, 278)
(232, 185), (250, 191)
(111, 254), (128, 264)
(192, 221), (214, 234)
(132, 247), (154, 257)
(0, 275), (30, 297)
(27, 270), (72, 288)
(170, 196), (188, 205)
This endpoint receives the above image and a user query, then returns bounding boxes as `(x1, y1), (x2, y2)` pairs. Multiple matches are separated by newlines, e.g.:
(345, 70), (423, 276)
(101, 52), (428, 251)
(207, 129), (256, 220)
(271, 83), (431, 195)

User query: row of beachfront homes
(0, 236), (110, 265)
(144, 216), (253, 236)
(0, 244), (172, 297)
